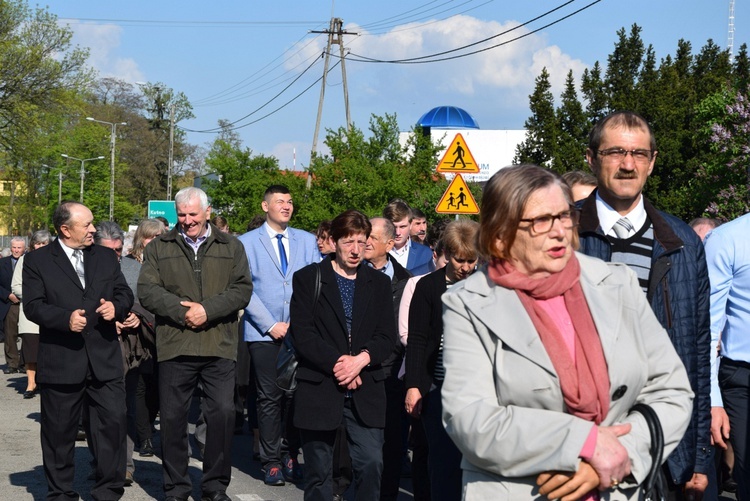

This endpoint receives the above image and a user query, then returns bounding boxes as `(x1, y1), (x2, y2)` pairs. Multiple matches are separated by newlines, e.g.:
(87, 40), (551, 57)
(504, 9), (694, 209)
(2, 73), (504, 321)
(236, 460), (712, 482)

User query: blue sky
(41, 0), (745, 171)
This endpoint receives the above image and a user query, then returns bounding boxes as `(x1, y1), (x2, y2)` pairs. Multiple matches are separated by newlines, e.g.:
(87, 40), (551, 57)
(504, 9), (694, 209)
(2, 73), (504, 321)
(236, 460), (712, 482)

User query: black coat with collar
(290, 255), (397, 431)
(22, 239), (134, 385)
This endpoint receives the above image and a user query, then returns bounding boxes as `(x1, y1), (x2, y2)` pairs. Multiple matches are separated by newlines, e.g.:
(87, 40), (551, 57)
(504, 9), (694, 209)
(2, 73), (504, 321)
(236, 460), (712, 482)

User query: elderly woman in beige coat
(440, 165), (693, 501)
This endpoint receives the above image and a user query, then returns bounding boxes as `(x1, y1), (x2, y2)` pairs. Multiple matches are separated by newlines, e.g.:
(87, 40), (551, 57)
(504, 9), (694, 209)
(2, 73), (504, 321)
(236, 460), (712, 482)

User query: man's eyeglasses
(519, 209), (580, 234)
(597, 148), (655, 164)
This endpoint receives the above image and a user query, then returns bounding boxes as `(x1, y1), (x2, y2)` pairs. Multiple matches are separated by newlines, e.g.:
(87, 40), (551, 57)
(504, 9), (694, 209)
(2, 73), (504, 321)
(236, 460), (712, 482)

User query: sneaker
(264, 465), (285, 486)
(282, 455), (304, 483)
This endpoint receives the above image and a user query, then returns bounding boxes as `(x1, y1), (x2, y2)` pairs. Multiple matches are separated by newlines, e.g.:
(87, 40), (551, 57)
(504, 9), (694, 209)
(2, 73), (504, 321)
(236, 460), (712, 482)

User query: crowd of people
(0, 109), (748, 501)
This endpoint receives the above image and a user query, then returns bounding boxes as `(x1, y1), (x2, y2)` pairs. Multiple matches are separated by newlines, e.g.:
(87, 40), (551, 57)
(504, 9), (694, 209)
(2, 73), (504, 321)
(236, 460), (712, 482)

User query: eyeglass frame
(597, 147), (657, 163)
(519, 208), (581, 234)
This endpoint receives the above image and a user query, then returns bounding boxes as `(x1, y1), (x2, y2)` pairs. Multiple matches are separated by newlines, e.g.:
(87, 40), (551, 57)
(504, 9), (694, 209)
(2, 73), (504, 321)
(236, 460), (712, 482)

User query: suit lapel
(258, 227), (283, 276)
(287, 228), (301, 277)
(578, 260), (623, 367)
(461, 270), (556, 376)
(51, 240), (84, 291)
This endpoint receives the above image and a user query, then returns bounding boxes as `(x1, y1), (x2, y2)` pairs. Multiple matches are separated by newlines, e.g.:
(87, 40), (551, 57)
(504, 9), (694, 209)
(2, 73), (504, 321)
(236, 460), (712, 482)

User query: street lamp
(86, 117), (128, 221)
(61, 154), (105, 203)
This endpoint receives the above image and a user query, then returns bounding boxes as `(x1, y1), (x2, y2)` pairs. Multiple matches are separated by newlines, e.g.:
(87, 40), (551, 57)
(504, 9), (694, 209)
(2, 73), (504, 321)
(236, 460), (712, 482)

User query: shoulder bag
(275, 263), (321, 391)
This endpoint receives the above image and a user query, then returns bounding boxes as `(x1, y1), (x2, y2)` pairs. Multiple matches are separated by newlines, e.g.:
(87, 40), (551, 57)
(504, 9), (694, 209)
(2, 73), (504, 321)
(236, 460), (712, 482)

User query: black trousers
(380, 374), (407, 501)
(248, 341), (300, 468)
(301, 400), (384, 501)
(422, 386), (462, 501)
(4, 303), (20, 369)
(159, 356), (235, 499)
(719, 358), (750, 501)
(41, 378), (126, 501)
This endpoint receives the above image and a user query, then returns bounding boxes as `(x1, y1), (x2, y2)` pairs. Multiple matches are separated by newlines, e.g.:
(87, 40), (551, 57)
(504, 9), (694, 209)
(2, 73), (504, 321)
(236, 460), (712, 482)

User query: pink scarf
(487, 254), (610, 424)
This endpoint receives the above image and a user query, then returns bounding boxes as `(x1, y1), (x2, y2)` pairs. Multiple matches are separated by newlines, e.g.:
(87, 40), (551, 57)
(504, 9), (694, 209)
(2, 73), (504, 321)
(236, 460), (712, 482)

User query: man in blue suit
(383, 200), (434, 276)
(238, 185), (319, 486)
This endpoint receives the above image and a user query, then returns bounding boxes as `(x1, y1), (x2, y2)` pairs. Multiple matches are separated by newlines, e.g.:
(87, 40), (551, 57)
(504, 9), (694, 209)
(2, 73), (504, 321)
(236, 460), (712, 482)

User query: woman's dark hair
(330, 210), (372, 242)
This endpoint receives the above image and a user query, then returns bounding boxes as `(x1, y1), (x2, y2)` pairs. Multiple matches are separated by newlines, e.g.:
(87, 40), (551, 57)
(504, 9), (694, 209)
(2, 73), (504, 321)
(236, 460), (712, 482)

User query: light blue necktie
(276, 234), (288, 275)
(613, 217), (634, 239)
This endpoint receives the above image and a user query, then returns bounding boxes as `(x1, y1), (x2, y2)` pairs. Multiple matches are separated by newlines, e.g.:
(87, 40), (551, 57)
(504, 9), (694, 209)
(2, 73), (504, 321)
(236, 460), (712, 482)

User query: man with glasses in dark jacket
(576, 111), (714, 499)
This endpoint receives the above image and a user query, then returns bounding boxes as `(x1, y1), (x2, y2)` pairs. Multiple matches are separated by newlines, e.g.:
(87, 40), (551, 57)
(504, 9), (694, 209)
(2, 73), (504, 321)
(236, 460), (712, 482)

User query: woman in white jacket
(440, 165), (693, 500)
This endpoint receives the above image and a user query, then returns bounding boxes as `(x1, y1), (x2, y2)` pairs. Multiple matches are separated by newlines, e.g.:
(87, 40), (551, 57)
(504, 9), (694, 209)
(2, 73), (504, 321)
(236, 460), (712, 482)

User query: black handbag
(275, 263), (321, 391)
(629, 403), (669, 501)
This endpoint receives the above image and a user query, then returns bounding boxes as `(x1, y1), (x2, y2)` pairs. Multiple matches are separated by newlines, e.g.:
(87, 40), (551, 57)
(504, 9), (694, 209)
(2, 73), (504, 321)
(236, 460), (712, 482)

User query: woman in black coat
(290, 210), (397, 501)
(404, 219), (480, 501)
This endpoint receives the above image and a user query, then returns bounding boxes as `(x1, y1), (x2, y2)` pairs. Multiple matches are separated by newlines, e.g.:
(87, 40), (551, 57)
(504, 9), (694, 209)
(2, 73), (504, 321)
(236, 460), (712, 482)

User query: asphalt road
(1, 349), (738, 501)
(0, 350), (418, 501)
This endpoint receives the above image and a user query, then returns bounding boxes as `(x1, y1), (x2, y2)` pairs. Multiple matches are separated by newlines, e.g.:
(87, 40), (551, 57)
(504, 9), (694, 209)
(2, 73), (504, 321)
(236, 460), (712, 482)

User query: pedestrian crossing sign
(436, 133), (480, 173)
(436, 174), (479, 214)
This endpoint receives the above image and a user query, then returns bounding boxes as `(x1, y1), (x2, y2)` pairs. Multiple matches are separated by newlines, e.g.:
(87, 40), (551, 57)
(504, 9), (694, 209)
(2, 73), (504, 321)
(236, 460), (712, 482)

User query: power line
(180, 60), (342, 134)
(58, 17), (324, 27)
(193, 31), (327, 106)
(345, 0), (600, 64)
(182, 56), (328, 133)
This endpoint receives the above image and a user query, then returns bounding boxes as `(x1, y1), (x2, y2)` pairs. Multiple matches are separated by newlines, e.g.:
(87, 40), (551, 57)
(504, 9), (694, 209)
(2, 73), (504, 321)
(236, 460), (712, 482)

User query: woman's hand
(589, 423), (632, 490)
(405, 388), (423, 418)
(537, 461), (599, 501)
(334, 353), (369, 386)
(346, 376), (363, 391)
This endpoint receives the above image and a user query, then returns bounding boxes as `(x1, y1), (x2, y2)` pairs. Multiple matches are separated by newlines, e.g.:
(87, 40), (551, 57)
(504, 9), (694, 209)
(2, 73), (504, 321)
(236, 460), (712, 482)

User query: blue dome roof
(417, 106), (479, 129)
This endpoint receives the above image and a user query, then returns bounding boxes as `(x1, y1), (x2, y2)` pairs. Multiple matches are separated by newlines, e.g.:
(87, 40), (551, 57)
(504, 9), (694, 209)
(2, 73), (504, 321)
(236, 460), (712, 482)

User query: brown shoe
(125, 470), (134, 486)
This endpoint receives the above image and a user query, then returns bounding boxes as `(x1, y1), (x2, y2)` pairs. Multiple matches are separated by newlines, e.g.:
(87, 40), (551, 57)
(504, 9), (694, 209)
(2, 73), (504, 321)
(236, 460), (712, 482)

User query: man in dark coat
(577, 111), (713, 498)
(23, 201), (133, 501)
(1, 236), (27, 373)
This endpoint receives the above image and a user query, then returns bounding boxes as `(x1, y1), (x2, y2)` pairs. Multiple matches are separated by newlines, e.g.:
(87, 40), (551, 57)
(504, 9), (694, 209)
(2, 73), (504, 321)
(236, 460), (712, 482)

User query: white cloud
(62, 22), (145, 82)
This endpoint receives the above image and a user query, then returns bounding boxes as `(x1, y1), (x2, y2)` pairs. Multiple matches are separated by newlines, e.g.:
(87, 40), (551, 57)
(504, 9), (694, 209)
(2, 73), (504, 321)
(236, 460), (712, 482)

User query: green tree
(581, 62), (608, 123)
(514, 68), (557, 167)
(605, 25), (645, 111)
(300, 114), (448, 230)
(0, 0), (92, 233)
(733, 43), (750, 91)
(202, 120), (305, 231)
(554, 70), (589, 173)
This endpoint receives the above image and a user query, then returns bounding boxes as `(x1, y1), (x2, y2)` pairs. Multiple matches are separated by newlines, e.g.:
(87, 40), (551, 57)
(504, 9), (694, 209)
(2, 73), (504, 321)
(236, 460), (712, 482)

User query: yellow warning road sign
(436, 133), (480, 173)
(436, 174), (479, 214)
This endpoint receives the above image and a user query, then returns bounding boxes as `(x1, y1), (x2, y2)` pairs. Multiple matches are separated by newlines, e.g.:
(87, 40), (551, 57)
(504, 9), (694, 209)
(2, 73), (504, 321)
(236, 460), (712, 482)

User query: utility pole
(168, 104), (175, 200)
(87, 117), (128, 220)
(61, 154), (105, 204)
(309, 17), (356, 189)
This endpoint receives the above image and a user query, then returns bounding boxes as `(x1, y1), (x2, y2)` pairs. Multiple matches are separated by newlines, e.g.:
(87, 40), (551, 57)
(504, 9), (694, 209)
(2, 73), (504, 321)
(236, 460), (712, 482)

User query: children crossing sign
(436, 174), (479, 214)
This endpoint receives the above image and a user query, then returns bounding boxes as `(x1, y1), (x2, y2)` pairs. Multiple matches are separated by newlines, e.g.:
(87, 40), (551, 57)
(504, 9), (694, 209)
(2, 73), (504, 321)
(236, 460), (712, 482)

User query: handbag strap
(629, 403), (664, 494)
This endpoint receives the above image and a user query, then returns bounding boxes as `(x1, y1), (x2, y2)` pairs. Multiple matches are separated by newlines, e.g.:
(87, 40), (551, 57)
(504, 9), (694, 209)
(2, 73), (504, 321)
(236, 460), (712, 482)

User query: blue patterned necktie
(276, 234), (288, 275)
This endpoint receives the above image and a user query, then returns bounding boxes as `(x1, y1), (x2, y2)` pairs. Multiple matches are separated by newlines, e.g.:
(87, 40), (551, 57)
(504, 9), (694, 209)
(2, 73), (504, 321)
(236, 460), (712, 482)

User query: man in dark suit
(1, 236), (27, 373)
(23, 201), (133, 501)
